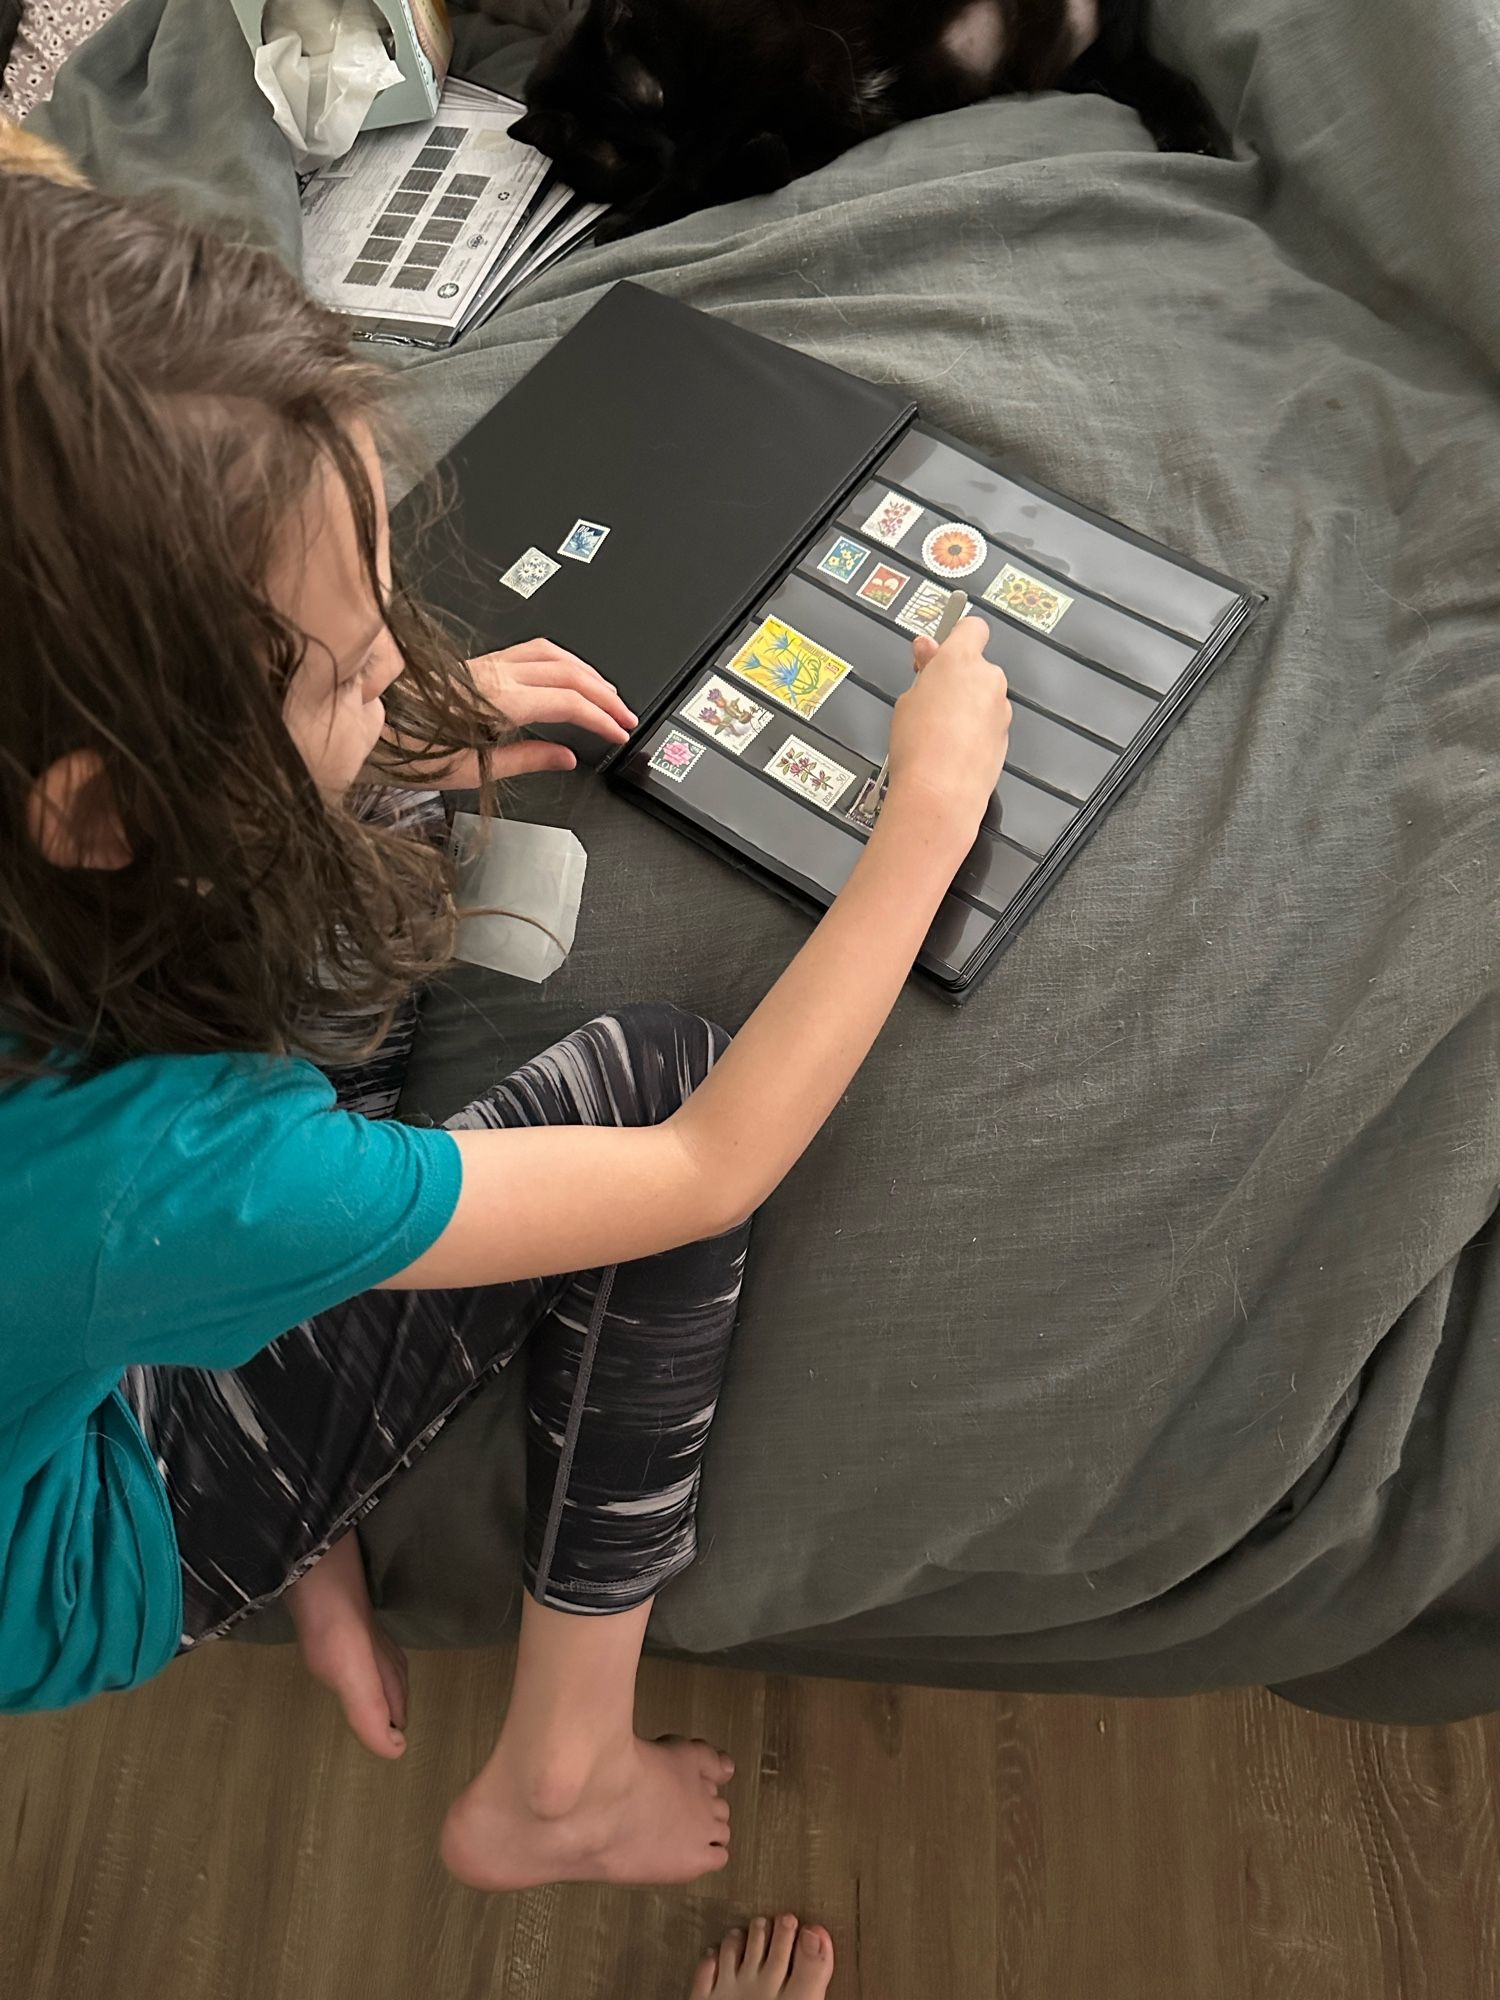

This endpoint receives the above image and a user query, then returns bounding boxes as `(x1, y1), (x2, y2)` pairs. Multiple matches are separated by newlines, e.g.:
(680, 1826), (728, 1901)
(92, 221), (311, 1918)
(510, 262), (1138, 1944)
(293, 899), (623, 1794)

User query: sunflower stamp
(723, 617), (852, 719)
(499, 547), (560, 598)
(557, 518), (610, 563)
(893, 578), (951, 639)
(921, 521), (986, 579)
(860, 490), (921, 549)
(855, 562), (910, 610)
(816, 535), (871, 584)
(678, 675), (774, 753)
(767, 735), (856, 809)
(648, 729), (704, 784)
(982, 563), (1074, 633)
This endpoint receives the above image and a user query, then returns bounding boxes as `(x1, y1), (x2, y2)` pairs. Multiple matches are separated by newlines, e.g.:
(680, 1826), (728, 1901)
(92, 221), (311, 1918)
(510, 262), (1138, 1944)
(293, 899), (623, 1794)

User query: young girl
(0, 166), (1010, 1965)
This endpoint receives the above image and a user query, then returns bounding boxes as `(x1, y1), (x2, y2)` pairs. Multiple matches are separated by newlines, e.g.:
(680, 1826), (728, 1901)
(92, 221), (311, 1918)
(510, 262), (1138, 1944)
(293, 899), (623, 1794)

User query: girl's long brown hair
(0, 172), (504, 1080)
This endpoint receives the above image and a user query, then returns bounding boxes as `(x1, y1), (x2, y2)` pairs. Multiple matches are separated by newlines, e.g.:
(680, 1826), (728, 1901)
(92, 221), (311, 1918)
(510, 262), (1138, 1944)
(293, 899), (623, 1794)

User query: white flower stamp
(499, 547), (561, 598)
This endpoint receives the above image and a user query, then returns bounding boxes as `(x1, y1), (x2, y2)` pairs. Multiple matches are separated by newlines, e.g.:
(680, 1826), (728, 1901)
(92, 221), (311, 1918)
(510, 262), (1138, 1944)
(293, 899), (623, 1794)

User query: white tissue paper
(253, 0), (404, 171)
(449, 815), (588, 985)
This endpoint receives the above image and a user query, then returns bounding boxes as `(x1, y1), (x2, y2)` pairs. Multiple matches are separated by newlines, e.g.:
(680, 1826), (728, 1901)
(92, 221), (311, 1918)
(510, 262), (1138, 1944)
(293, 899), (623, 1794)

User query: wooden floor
(4, 1644), (1499, 2000)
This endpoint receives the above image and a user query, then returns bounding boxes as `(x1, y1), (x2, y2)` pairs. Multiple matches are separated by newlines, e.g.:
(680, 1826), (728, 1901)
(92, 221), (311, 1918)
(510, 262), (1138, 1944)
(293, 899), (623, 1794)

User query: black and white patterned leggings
(124, 1000), (748, 1648)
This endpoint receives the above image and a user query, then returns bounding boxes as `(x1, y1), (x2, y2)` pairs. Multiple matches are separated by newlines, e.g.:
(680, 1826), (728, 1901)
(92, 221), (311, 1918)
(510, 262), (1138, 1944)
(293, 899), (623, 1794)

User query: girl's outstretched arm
(385, 620), (1009, 1290)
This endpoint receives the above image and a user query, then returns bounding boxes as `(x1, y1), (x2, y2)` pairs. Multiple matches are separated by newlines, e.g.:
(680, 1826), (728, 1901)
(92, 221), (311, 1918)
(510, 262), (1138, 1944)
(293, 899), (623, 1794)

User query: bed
(28, 0), (1500, 1724)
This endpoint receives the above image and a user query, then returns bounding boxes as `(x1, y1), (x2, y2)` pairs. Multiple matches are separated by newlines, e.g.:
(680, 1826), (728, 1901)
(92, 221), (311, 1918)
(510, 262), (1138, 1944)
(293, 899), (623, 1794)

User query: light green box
(231, 0), (453, 135)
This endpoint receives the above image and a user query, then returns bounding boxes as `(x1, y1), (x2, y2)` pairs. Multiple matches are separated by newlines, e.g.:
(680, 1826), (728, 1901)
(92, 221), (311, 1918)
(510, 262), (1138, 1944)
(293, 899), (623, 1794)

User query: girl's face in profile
(276, 426), (408, 797)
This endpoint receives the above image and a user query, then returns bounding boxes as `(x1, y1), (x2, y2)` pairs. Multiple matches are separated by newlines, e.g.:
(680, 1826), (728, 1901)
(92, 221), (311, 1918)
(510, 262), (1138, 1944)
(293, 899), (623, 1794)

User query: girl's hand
(468, 640), (638, 777)
(885, 618), (1010, 837)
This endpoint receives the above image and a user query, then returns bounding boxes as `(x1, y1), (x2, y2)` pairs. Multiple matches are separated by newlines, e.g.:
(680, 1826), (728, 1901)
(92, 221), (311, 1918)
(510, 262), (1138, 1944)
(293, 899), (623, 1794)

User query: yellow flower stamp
(723, 617), (853, 719)
(982, 564), (1074, 634)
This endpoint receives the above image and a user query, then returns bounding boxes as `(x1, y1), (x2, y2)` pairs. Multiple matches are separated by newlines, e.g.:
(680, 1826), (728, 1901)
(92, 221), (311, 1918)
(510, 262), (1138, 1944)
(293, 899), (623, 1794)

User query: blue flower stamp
(817, 535), (870, 585)
(558, 518), (611, 564)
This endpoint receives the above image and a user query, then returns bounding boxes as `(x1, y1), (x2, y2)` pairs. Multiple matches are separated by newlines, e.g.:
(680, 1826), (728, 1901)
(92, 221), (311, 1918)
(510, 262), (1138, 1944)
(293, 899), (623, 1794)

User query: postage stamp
(816, 535), (870, 584)
(861, 490), (921, 548)
(767, 735), (856, 809)
(982, 563), (1074, 633)
(921, 521), (987, 579)
(678, 675), (774, 753)
(499, 547), (560, 599)
(723, 617), (853, 719)
(855, 562), (910, 610)
(557, 518), (610, 563)
(893, 578), (952, 639)
(648, 730), (704, 784)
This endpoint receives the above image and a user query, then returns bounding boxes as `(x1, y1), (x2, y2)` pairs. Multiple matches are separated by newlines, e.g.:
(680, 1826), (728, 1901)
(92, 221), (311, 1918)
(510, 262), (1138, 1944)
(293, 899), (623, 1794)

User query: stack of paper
(300, 79), (605, 347)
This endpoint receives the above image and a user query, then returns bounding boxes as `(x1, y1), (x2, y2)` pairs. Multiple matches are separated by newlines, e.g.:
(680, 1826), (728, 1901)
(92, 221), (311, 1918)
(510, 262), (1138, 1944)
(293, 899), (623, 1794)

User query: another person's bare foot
(440, 1733), (733, 1891)
(285, 1529), (409, 1760)
(688, 1916), (835, 1998)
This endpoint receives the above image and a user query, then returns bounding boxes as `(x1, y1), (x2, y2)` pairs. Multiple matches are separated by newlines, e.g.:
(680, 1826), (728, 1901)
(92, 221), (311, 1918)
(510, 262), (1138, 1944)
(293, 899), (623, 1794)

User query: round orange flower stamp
(921, 522), (986, 578)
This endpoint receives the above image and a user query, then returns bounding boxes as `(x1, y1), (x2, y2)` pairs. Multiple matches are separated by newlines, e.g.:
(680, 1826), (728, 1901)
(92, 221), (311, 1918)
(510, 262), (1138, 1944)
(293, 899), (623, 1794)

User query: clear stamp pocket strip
(873, 428), (1243, 643)
(666, 661), (1041, 918)
(627, 716), (1025, 951)
(731, 573), (1117, 807)
(799, 526), (1160, 750)
(834, 484), (1200, 697)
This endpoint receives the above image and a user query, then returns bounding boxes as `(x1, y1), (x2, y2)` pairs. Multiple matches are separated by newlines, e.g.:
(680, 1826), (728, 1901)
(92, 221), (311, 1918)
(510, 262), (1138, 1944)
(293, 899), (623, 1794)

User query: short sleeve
(83, 1054), (464, 1373)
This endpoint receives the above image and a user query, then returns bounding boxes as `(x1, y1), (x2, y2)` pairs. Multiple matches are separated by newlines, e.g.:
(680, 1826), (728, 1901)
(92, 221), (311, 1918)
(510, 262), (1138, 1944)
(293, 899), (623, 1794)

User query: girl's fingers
(471, 643), (637, 729)
(493, 686), (632, 741)
(489, 740), (578, 779)
(911, 636), (939, 670)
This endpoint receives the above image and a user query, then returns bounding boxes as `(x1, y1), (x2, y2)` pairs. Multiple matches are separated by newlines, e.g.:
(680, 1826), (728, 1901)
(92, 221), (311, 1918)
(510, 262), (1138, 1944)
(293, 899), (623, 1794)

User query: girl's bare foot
(285, 1529), (409, 1760)
(688, 1916), (835, 1998)
(440, 1733), (733, 1890)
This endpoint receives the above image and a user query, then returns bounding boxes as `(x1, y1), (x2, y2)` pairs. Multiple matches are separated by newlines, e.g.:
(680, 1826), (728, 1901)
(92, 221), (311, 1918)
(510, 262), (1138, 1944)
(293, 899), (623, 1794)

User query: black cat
(511, 0), (1220, 241)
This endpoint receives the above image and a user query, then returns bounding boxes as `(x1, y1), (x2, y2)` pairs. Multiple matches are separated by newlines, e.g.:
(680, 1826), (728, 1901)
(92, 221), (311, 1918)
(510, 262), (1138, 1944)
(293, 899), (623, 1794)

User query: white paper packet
(449, 814), (587, 984)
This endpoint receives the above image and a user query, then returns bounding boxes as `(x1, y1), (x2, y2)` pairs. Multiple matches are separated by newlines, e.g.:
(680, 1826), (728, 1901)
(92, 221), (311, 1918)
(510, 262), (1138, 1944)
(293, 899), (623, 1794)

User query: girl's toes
(659, 1735), (733, 1785)
(713, 1798), (731, 1827)
(688, 1946), (719, 2000)
(346, 1674), (406, 1759)
(764, 1913), (799, 1982)
(375, 1634), (409, 1735)
(742, 1917), (771, 1971)
(785, 1926), (835, 1997)
(699, 1742), (734, 1785)
(718, 1930), (745, 1980)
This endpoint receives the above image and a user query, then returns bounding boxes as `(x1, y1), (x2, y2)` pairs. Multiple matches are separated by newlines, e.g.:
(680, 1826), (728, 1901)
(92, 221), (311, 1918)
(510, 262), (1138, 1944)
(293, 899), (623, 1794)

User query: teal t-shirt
(0, 1049), (463, 1713)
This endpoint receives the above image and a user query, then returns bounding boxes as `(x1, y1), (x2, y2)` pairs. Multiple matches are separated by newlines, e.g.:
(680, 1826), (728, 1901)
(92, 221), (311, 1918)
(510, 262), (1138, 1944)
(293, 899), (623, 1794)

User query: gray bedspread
(35, 0), (1499, 1722)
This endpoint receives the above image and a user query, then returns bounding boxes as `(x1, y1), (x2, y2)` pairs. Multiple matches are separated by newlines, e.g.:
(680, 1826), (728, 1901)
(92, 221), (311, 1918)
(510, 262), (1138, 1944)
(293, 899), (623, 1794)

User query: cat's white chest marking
(1064, 0), (1101, 62)
(940, 0), (1006, 80)
(939, 0), (1101, 82)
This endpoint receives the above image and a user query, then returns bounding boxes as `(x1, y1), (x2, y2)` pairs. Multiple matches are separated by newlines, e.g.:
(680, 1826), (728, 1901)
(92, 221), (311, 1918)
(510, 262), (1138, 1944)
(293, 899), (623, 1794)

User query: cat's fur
(0, 117), (85, 186)
(512, 0), (1219, 240)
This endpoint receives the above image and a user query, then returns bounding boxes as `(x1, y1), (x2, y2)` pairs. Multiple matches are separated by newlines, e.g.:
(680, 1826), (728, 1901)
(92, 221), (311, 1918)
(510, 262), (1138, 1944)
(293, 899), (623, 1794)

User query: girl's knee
(598, 1004), (730, 1118)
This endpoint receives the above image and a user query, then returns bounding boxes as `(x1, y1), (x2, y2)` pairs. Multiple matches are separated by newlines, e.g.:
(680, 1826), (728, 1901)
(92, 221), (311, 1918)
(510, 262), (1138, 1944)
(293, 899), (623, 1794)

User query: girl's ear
(26, 749), (133, 871)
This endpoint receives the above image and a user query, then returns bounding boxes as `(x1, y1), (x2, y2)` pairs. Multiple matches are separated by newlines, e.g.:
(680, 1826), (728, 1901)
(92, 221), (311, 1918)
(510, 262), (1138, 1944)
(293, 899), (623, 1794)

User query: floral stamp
(648, 729), (705, 783)
(860, 490), (921, 549)
(499, 547), (561, 598)
(982, 563), (1074, 633)
(767, 735), (857, 809)
(557, 518), (611, 563)
(817, 535), (871, 584)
